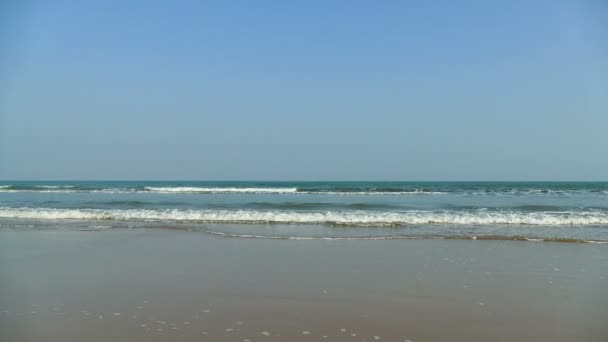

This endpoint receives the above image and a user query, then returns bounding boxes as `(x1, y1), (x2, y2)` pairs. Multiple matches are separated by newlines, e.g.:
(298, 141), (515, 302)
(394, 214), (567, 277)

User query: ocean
(1, 181), (607, 242)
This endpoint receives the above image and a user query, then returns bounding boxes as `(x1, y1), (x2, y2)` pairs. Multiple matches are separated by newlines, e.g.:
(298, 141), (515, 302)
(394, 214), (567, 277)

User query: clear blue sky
(1, 0), (606, 180)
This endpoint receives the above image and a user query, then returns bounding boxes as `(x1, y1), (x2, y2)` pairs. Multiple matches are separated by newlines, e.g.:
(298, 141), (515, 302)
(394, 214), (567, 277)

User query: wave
(0, 186), (446, 195)
(303, 190), (446, 195)
(143, 187), (444, 195)
(144, 186), (299, 194)
(0, 185), (79, 193)
(298, 187), (447, 195)
(1, 207), (607, 226)
(1, 184), (607, 196)
(236, 202), (405, 210)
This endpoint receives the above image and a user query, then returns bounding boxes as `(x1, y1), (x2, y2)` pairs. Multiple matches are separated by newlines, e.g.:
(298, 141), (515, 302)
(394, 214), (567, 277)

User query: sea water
(1, 181), (607, 242)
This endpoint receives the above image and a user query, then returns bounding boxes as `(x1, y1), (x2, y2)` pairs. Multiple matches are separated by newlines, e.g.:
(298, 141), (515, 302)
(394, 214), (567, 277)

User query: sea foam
(1, 207), (607, 226)
(144, 187), (299, 194)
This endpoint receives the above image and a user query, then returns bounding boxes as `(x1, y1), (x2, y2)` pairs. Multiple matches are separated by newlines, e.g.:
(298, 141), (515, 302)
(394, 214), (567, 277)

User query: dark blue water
(1, 181), (608, 242)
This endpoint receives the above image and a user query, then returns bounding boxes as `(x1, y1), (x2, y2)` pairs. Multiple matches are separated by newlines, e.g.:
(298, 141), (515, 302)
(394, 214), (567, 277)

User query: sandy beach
(1, 229), (606, 342)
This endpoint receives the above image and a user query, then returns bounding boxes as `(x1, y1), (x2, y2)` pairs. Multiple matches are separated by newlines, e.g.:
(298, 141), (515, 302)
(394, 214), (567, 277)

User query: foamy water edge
(1, 207), (608, 226)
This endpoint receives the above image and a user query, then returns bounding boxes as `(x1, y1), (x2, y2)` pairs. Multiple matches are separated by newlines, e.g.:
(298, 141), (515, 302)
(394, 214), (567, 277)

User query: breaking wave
(144, 187), (299, 194)
(0, 185), (442, 195)
(1, 207), (607, 226)
(1, 184), (607, 196)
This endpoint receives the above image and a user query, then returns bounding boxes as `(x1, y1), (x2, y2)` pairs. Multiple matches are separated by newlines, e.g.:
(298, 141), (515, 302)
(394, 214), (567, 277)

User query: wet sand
(1, 229), (607, 342)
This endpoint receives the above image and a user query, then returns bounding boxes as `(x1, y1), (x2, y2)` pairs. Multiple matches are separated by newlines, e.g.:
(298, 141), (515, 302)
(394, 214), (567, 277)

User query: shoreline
(202, 229), (608, 243)
(1, 229), (607, 341)
(3, 221), (608, 244)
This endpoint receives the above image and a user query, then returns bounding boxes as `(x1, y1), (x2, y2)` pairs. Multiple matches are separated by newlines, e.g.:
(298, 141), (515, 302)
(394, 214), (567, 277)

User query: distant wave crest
(1, 184), (607, 196)
(0, 185), (445, 195)
(0, 185), (79, 193)
(144, 187), (299, 194)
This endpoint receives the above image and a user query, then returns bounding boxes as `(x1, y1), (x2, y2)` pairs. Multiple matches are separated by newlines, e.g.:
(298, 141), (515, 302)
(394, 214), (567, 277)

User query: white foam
(148, 189), (441, 195)
(144, 187), (298, 194)
(205, 231), (421, 240)
(1, 207), (607, 226)
(525, 238), (543, 242)
(0, 187), (443, 195)
(304, 190), (446, 195)
(0, 186), (443, 195)
(3, 185), (604, 196)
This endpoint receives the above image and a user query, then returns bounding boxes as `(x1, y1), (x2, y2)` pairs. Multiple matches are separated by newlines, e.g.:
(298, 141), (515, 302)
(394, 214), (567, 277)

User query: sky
(0, 0), (607, 181)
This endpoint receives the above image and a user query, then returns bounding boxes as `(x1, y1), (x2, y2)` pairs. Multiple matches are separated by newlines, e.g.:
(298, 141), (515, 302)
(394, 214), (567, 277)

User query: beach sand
(1, 229), (607, 341)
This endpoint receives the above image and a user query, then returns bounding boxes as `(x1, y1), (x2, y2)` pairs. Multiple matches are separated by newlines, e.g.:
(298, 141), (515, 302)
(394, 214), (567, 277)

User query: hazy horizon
(1, 1), (607, 180)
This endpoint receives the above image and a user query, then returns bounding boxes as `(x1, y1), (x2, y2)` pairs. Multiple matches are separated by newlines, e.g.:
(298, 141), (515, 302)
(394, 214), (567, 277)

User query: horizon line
(1, 179), (607, 183)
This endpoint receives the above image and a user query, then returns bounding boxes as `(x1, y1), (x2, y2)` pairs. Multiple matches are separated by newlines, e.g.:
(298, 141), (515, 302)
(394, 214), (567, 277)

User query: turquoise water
(1, 181), (608, 242)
